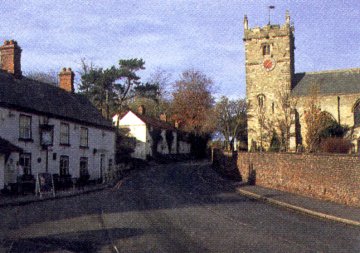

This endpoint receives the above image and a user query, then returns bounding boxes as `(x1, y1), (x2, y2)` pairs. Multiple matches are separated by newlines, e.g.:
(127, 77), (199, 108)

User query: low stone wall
(237, 152), (360, 207)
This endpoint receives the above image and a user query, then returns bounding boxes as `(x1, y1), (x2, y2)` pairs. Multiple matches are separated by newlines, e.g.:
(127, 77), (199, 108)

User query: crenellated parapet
(243, 11), (294, 41)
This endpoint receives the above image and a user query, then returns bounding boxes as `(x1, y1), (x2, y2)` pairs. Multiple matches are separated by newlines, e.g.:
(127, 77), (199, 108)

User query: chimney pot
(59, 67), (75, 93)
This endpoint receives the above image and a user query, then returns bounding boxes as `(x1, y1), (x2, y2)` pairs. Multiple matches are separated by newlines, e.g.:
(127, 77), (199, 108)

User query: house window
(354, 101), (360, 126)
(262, 44), (270, 55)
(108, 159), (113, 171)
(80, 127), (88, 147)
(19, 153), (31, 175)
(59, 155), (69, 176)
(60, 123), (70, 145)
(79, 157), (89, 177)
(19, 114), (32, 139)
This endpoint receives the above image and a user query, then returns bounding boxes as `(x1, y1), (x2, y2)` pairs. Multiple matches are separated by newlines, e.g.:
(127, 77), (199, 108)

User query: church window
(257, 94), (265, 109)
(354, 101), (360, 126)
(272, 102), (275, 113)
(262, 44), (270, 56)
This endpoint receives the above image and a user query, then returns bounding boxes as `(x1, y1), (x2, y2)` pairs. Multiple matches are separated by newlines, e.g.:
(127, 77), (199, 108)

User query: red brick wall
(237, 152), (360, 207)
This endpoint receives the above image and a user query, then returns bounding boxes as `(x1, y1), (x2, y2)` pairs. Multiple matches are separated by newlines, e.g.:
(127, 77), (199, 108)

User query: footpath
(0, 183), (108, 208)
(236, 184), (360, 227)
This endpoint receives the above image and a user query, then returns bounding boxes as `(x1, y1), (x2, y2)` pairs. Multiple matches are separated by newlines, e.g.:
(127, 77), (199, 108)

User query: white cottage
(113, 106), (191, 160)
(0, 40), (116, 190)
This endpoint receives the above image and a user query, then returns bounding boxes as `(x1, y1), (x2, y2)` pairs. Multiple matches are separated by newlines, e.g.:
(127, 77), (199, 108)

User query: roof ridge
(296, 68), (360, 75)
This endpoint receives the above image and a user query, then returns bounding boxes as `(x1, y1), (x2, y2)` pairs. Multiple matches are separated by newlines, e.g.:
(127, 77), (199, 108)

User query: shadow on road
(4, 227), (143, 253)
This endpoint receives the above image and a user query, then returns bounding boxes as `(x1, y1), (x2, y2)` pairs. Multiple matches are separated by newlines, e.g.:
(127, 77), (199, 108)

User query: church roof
(0, 71), (113, 130)
(292, 68), (360, 97)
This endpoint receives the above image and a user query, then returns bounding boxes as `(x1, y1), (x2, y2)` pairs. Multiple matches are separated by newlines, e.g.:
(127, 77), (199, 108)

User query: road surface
(0, 161), (359, 252)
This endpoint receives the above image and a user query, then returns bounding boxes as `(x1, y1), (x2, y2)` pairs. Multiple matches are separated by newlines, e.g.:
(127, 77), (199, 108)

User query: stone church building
(244, 11), (360, 152)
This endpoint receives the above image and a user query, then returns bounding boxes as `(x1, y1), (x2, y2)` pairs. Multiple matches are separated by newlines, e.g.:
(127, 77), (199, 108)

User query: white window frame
(19, 114), (32, 139)
(80, 127), (89, 147)
(60, 122), (70, 145)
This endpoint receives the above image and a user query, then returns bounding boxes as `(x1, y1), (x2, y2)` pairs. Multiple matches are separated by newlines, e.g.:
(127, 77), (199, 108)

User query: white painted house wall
(156, 130), (178, 154)
(0, 107), (115, 188)
(0, 155), (4, 189)
(178, 141), (191, 154)
(115, 111), (191, 160)
(116, 111), (149, 160)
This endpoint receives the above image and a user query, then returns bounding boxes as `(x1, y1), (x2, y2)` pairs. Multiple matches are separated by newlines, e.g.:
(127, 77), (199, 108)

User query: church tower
(244, 11), (295, 151)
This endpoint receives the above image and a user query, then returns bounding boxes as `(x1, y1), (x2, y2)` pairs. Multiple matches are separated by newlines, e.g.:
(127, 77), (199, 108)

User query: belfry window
(262, 44), (270, 56)
(258, 94), (265, 109)
(354, 101), (360, 126)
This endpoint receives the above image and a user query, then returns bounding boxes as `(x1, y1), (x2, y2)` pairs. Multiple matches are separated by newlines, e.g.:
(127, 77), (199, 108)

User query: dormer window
(262, 44), (270, 56)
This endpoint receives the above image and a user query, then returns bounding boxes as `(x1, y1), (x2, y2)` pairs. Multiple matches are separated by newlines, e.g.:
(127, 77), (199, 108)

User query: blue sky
(1, 1), (359, 98)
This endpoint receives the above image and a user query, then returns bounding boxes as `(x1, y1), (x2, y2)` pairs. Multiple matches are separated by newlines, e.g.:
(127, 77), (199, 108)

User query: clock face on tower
(263, 58), (276, 71)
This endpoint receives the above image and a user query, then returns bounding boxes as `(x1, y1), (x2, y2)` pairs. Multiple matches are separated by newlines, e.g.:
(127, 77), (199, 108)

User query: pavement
(0, 183), (109, 208)
(236, 184), (360, 227)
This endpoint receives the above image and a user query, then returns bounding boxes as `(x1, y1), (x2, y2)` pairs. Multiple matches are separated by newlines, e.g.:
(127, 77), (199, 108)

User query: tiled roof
(292, 69), (360, 96)
(0, 71), (113, 129)
(126, 111), (176, 131)
(0, 137), (22, 154)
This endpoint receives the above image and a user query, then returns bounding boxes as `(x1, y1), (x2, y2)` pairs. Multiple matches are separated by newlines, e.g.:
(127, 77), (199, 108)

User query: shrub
(319, 137), (352, 154)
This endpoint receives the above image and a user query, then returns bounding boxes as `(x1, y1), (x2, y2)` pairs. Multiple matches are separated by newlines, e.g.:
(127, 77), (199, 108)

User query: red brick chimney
(138, 105), (145, 115)
(0, 40), (22, 78)
(59, 67), (75, 92)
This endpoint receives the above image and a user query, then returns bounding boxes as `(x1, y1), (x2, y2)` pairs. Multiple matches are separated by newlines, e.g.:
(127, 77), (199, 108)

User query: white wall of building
(116, 111), (148, 160)
(0, 155), (4, 189)
(178, 141), (191, 154)
(0, 107), (115, 187)
(4, 152), (19, 184)
(115, 111), (191, 160)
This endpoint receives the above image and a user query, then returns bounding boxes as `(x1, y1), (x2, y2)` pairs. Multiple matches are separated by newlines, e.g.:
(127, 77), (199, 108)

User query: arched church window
(257, 94), (265, 109)
(262, 44), (270, 56)
(354, 101), (360, 126)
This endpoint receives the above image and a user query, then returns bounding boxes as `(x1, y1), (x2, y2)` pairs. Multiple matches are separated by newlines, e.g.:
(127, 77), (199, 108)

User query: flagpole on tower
(268, 5), (275, 25)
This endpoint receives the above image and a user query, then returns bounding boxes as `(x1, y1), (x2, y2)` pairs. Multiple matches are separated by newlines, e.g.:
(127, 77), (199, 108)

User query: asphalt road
(0, 161), (359, 253)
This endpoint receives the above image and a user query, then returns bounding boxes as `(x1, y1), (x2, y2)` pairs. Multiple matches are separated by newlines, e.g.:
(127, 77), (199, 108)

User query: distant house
(113, 106), (191, 160)
(0, 40), (115, 190)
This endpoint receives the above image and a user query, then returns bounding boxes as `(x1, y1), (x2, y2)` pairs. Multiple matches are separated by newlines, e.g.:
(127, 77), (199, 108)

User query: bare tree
(25, 70), (58, 85)
(215, 96), (247, 150)
(276, 90), (297, 151)
(147, 67), (172, 100)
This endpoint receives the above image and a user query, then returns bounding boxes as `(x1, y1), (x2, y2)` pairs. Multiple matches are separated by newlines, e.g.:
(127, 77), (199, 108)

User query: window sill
(60, 143), (71, 147)
(79, 146), (89, 149)
(18, 138), (34, 143)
